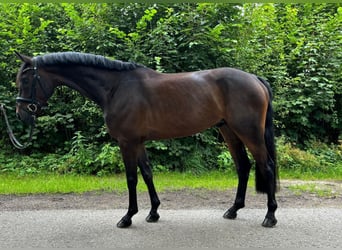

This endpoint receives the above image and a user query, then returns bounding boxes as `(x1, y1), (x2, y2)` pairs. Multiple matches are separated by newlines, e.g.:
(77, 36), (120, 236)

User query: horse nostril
(16, 112), (21, 120)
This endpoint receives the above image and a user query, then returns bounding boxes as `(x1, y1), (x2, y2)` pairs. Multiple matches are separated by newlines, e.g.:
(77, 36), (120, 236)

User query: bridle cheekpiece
(16, 60), (47, 116)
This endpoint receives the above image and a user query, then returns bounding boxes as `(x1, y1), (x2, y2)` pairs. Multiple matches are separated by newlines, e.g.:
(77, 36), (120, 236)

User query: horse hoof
(262, 217), (277, 228)
(117, 217), (132, 228)
(146, 212), (160, 223)
(223, 209), (237, 219)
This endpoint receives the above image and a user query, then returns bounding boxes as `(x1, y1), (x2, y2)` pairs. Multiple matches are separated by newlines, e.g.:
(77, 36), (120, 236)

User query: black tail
(255, 77), (279, 193)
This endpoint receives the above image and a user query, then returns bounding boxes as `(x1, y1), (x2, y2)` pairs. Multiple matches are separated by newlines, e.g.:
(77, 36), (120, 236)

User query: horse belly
(145, 106), (222, 140)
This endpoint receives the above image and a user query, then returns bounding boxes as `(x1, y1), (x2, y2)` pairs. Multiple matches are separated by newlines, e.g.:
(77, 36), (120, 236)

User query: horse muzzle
(16, 104), (37, 125)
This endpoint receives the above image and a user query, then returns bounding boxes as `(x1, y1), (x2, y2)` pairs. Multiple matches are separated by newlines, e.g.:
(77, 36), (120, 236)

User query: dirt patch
(0, 180), (341, 211)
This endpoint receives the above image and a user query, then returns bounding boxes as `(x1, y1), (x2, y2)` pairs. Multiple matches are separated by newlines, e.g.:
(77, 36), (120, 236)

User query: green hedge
(1, 136), (341, 178)
(0, 3), (341, 175)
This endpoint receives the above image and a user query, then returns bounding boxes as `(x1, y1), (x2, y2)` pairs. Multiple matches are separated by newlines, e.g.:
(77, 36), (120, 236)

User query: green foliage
(1, 136), (341, 179)
(273, 4), (342, 143)
(277, 137), (342, 178)
(0, 3), (341, 176)
(60, 132), (124, 176)
(145, 130), (223, 173)
(234, 3), (341, 143)
(217, 150), (234, 172)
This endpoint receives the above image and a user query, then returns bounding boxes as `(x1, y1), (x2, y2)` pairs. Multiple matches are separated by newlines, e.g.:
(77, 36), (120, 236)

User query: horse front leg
(116, 143), (139, 228)
(137, 146), (160, 223)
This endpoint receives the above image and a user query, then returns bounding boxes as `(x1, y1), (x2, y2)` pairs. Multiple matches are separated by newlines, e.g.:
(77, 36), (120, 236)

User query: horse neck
(49, 66), (121, 110)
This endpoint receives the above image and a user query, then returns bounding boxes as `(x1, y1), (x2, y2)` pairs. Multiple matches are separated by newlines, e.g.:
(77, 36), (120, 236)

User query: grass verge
(1, 170), (341, 196)
(0, 171), (240, 195)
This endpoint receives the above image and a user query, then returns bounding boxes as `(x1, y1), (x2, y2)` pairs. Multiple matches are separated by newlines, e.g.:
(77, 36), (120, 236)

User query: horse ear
(14, 51), (32, 64)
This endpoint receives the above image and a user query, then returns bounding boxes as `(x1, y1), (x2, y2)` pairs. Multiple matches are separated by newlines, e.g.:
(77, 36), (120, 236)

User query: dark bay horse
(15, 52), (278, 228)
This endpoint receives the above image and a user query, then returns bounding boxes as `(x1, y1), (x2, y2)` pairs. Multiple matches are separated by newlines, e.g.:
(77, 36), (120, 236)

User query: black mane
(33, 52), (143, 71)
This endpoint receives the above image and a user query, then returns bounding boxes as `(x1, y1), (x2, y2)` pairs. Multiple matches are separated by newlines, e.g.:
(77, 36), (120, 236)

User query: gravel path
(0, 180), (341, 211)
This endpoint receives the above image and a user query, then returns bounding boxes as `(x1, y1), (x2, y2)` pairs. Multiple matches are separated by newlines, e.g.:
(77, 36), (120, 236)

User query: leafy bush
(217, 149), (235, 172)
(146, 129), (223, 173)
(1, 3), (340, 152)
(0, 3), (340, 177)
(59, 132), (124, 176)
(277, 137), (342, 178)
(1, 136), (341, 179)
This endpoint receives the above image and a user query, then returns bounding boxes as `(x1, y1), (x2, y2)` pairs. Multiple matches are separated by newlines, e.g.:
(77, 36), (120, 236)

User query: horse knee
(126, 176), (137, 188)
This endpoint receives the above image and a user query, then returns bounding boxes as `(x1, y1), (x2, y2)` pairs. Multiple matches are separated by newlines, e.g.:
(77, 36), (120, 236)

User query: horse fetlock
(128, 208), (138, 216)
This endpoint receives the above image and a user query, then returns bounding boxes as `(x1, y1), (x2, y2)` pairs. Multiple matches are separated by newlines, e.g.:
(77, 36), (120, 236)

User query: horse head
(15, 52), (53, 125)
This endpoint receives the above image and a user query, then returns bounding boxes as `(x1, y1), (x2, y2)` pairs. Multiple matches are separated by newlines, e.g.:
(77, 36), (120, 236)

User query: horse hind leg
(245, 138), (278, 227)
(255, 152), (278, 227)
(220, 123), (278, 227)
(219, 125), (252, 220)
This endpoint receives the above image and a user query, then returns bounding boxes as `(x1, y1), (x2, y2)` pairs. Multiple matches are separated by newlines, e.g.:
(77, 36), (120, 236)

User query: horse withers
(14, 52), (278, 228)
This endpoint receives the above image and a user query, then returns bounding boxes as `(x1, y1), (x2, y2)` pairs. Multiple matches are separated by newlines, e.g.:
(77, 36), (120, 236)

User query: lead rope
(0, 103), (35, 149)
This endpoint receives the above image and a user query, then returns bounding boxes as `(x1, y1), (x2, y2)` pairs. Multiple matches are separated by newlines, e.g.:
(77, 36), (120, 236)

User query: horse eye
(22, 78), (29, 85)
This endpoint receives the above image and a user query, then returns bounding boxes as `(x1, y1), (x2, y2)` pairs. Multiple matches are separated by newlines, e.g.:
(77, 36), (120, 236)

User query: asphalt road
(0, 208), (341, 248)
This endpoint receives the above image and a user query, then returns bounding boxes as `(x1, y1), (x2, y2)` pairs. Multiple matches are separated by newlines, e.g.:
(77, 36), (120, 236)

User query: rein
(0, 61), (42, 150)
(0, 103), (35, 149)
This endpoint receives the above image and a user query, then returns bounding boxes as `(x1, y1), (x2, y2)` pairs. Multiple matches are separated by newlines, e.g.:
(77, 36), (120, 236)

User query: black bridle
(16, 61), (48, 115)
(0, 61), (47, 149)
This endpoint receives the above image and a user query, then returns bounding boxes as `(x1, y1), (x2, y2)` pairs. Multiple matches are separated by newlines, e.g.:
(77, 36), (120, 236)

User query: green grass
(0, 174), (127, 194)
(0, 170), (340, 195)
(0, 171), (240, 195)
